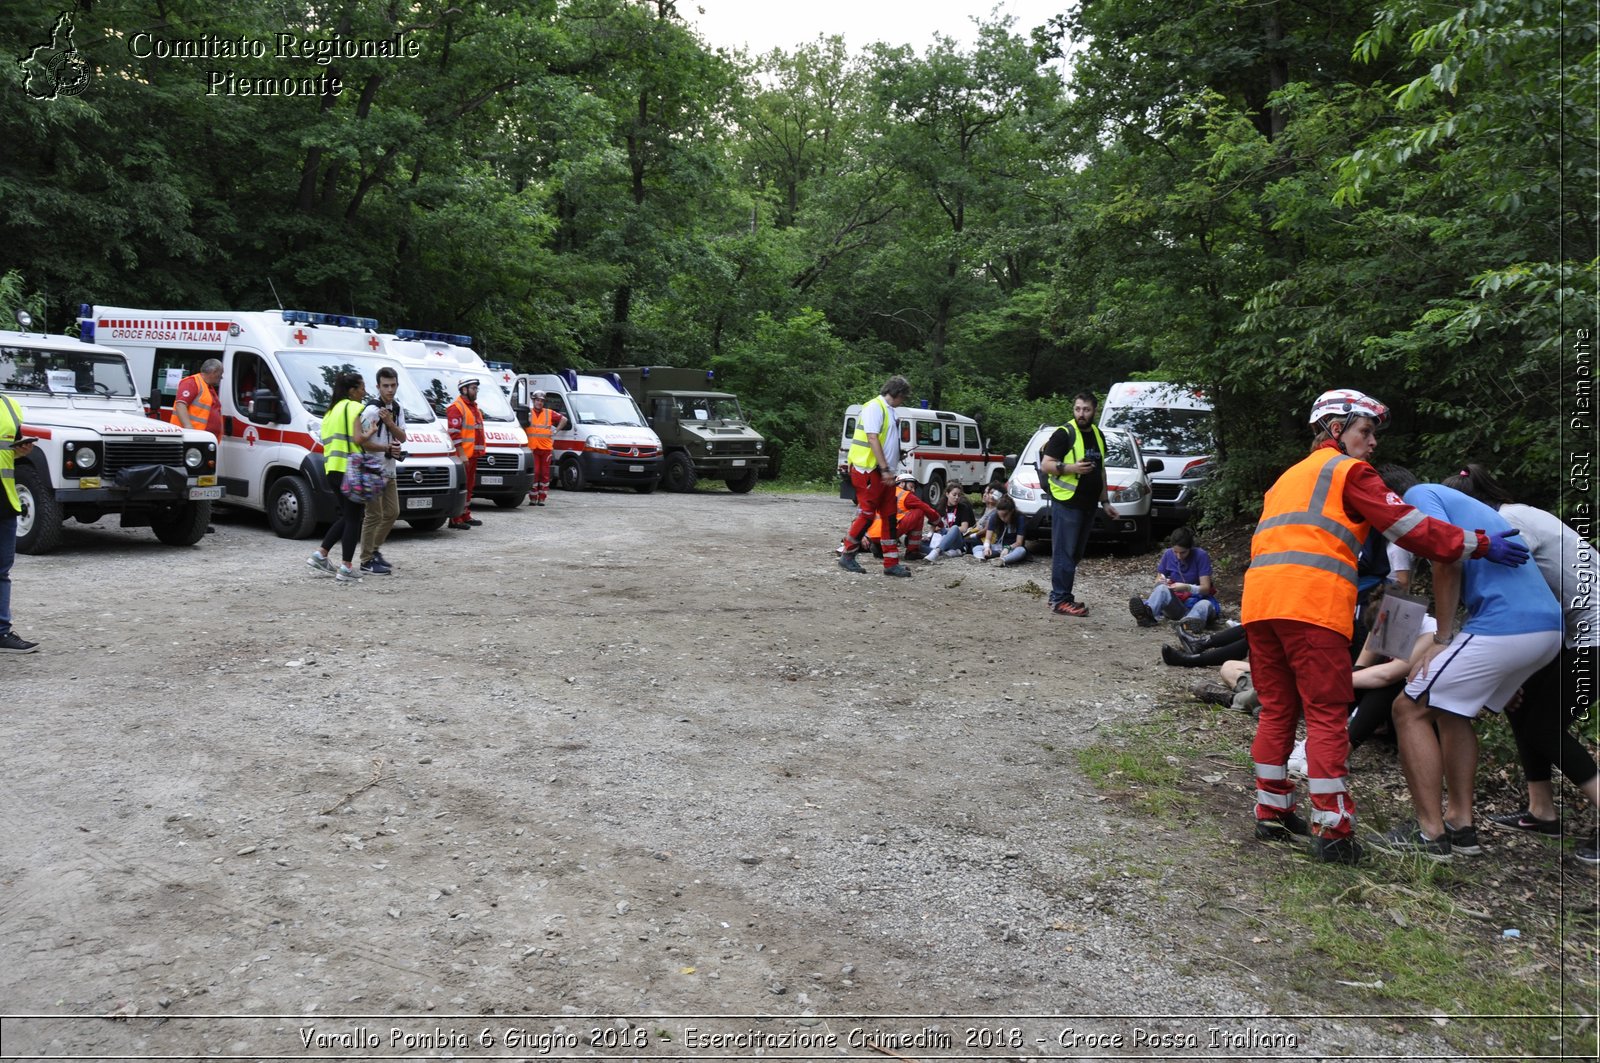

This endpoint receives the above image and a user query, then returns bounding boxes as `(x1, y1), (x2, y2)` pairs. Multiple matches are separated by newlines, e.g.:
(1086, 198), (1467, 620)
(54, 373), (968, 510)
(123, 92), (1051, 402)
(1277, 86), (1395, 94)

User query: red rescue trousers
(452, 455), (479, 525)
(1246, 618), (1357, 839)
(843, 467), (900, 568)
(530, 450), (553, 503)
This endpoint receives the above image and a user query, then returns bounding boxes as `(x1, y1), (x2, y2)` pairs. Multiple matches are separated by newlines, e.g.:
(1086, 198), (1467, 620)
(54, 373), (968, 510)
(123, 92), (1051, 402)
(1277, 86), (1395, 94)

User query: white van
(1098, 381), (1214, 527)
(509, 371), (662, 492)
(836, 404), (1007, 503)
(86, 307), (466, 536)
(2, 312), (218, 553)
(387, 330), (533, 508)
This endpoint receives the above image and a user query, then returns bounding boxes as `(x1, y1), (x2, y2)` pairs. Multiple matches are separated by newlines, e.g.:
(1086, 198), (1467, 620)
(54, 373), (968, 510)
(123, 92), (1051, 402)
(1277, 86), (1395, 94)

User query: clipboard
(1367, 590), (1429, 660)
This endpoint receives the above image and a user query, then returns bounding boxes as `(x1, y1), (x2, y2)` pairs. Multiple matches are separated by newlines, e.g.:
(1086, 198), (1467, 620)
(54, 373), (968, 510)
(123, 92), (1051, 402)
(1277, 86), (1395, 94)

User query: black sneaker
(1128, 596), (1157, 627)
(1487, 809), (1561, 836)
(838, 552), (865, 574)
(1313, 835), (1364, 865)
(883, 564), (913, 578)
(0, 630), (39, 654)
(1576, 832), (1599, 867)
(1366, 822), (1452, 861)
(1445, 822), (1482, 856)
(466, 518), (483, 526)
(1255, 811), (1312, 843)
(1176, 626), (1206, 653)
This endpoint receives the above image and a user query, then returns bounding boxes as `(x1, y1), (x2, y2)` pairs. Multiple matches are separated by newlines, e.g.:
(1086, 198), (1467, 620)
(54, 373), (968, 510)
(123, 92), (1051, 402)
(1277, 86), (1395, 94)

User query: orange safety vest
(170, 375), (216, 433)
(526, 406), (558, 451)
(867, 487), (917, 540)
(1241, 448), (1368, 637)
(447, 396), (484, 460)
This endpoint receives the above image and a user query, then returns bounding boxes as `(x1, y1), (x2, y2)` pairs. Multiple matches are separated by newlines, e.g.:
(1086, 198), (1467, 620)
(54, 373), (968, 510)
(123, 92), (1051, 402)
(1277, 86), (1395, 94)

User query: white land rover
(1, 311), (219, 553)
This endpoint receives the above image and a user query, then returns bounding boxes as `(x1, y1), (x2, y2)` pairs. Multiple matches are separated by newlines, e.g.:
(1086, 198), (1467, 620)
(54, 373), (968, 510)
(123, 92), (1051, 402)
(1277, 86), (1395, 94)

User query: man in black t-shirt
(1039, 391), (1117, 616)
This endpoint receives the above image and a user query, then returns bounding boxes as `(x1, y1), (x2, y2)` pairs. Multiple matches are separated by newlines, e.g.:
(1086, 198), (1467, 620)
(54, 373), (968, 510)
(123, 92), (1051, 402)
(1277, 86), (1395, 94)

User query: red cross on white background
(292, 329), (308, 345)
(367, 335), (381, 350)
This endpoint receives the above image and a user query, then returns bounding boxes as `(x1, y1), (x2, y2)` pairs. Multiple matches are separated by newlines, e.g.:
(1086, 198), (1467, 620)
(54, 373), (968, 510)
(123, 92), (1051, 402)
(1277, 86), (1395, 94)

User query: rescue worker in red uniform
(1242, 389), (1530, 865)
(838, 375), (913, 577)
(524, 390), (569, 506)
(171, 359), (223, 438)
(866, 472), (945, 560)
(447, 378), (486, 529)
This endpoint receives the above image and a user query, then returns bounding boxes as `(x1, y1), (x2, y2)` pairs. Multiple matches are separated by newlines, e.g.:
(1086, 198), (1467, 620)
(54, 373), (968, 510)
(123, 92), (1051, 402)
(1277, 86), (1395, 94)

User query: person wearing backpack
(1038, 391), (1118, 616)
(307, 372), (383, 583)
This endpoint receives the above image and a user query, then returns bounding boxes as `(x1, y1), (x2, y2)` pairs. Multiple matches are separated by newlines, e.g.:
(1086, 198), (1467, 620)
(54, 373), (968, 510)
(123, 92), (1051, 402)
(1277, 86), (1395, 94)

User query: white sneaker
(1287, 739), (1308, 778)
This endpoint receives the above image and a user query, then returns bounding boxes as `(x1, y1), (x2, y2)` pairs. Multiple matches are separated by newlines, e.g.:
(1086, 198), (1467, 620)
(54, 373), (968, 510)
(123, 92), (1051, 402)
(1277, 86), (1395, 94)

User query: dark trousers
(319, 471), (366, 566)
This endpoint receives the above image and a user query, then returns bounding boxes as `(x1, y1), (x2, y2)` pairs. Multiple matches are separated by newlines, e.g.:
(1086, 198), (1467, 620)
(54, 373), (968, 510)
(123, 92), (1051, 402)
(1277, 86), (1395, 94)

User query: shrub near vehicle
(510, 371), (662, 492)
(2, 310), (219, 554)
(86, 306), (465, 537)
(611, 366), (766, 493)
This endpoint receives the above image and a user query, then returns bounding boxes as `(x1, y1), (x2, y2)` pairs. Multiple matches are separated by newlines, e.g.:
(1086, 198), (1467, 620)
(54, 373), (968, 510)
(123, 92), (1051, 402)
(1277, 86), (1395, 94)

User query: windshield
(0, 344), (137, 397)
(1103, 407), (1213, 455)
(571, 392), (647, 428)
(409, 366), (518, 422)
(277, 352), (435, 422)
(674, 395), (744, 423)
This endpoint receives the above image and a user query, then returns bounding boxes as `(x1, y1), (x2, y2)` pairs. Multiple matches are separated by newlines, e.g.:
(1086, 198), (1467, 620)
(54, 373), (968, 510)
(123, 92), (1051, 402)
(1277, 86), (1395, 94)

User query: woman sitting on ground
(1129, 525), (1218, 634)
(926, 484), (976, 562)
(974, 494), (1028, 566)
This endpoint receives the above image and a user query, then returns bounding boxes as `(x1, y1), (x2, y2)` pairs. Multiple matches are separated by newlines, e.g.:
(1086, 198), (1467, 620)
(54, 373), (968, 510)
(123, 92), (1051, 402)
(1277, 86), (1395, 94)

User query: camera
(394, 449), (410, 461)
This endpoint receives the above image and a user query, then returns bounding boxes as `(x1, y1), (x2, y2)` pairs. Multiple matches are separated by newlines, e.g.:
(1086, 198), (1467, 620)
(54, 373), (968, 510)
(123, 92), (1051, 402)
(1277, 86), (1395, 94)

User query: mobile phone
(11, 435), (35, 446)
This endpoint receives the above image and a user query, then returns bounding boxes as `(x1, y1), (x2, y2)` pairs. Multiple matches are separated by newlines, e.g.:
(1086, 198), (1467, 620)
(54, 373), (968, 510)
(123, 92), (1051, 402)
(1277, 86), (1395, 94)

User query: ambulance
(386, 330), (533, 508)
(1, 310), (218, 554)
(836, 404), (1008, 504)
(509, 371), (662, 491)
(84, 306), (466, 537)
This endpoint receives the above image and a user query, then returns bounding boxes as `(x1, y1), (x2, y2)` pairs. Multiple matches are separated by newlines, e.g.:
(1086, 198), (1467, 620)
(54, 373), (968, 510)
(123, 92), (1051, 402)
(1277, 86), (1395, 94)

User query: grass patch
(1075, 709), (1213, 817)
(754, 477), (840, 495)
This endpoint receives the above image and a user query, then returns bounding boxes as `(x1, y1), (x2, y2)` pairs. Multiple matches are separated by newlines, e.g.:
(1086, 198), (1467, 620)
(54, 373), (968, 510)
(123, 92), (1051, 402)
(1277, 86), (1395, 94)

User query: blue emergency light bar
(77, 304), (96, 343)
(281, 310), (380, 331)
(395, 328), (474, 347)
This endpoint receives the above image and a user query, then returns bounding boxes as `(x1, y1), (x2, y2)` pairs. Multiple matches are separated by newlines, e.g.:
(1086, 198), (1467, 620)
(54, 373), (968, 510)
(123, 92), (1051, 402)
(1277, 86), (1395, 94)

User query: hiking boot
(883, 564), (913, 578)
(1191, 680), (1234, 707)
(307, 552), (335, 574)
(838, 552), (865, 574)
(1255, 810), (1312, 843)
(1366, 822), (1452, 861)
(1231, 675), (1260, 717)
(1052, 600), (1088, 617)
(1179, 614), (1208, 636)
(1176, 626), (1207, 653)
(1129, 596), (1157, 627)
(360, 557), (393, 576)
(0, 631), (39, 654)
(1312, 835), (1364, 865)
(1445, 822), (1482, 856)
(1487, 809), (1561, 836)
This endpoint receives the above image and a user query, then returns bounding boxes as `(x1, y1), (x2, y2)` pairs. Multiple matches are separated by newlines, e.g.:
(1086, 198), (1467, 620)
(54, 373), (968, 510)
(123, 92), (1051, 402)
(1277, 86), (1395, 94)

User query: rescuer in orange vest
(171, 359), (223, 438)
(447, 378), (486, 529)
(1240, 389), (1530, 865)
(866, 472), (944, 559)
(524, 389), (569, 507)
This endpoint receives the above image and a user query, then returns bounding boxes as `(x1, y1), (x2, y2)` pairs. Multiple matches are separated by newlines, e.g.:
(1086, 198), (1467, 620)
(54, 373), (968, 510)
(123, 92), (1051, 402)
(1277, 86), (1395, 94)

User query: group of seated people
(1145, 465), (1598, 866)
(866, 476), (1042, 566)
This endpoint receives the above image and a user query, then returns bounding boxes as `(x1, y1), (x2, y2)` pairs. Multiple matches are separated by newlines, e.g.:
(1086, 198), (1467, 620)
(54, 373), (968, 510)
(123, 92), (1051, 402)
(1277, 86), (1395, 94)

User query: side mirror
(250, 388), (281, 424)
(513, 404), (530, 429)
(1003, 455), (1018, 472)
(1145, 458), (1166, 474)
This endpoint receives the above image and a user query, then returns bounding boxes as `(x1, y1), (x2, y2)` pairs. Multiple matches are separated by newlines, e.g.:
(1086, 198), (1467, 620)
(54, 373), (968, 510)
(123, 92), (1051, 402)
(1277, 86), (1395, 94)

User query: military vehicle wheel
(922, 472), (945, 506)
(491, 493), (525, 509)
(726, 469), (758, 494)
(15, 463), (64, 555)
(558, 456), (586, 491)
(662, 451), (697, 492)
(152, 501), (211, 546)
(266, 475), (318, 539)
(407, 517), (447, 532)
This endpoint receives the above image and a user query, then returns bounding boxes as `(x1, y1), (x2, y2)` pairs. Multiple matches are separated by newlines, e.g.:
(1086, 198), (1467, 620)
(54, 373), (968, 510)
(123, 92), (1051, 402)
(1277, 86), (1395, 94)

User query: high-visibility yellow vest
(1241, 448), (1367, 637)
(170, 374), (216, 432)
(846, 396), (892, 471)
(1043, 423), (1107, 503)
(322, 399), (361, 475)
(0, 395), (24, 511)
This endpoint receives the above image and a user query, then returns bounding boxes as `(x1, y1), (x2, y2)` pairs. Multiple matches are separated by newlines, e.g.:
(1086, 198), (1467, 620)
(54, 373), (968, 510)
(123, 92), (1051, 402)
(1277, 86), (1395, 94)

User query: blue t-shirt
(1402, 484), (1561, 636)
(1157, 546), (1216, 606)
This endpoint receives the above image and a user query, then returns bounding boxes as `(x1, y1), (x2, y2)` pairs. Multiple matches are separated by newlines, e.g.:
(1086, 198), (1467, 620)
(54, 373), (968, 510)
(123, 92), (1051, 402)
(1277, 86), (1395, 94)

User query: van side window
(900, 420), (911, 444)
(545, 393), (570, 423)
(916, 421), (941, 447)
(232, 351), (285, 424)
(963, 425), (980, 450)
(843, 416), (857, 440)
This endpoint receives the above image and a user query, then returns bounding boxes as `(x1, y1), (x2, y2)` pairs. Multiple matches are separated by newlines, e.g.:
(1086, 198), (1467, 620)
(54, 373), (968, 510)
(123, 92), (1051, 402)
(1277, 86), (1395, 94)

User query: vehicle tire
(662, 451), (697, 493)
(491, 493), (524, 509)
(152, 501), (211, 546)
(726, 468), (758, 494)
(922, 471), (945, 506)
(407, 517), (447, 532)
(558, 456), (586, 491)
(15, 463), (64, 555)
(1130, 515), (1153, 554)
(634, 478), (659, 494)
(265, 475), (318, 539)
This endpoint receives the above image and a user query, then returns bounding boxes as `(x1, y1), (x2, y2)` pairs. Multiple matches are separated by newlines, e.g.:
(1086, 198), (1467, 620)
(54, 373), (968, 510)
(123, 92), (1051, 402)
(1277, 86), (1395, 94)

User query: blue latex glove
(1482, 528), (1530, 567)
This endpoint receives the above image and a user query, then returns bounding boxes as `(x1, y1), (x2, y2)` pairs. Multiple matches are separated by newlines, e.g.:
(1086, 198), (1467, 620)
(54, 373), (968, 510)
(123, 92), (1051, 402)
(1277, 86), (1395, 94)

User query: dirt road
(0, 488), (1573, 1059)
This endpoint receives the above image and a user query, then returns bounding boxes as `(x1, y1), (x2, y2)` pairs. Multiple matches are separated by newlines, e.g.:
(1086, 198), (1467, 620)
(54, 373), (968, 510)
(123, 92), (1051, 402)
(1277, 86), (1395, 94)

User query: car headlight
(1108, 481), (1148, 504)
(705, 442), (713, 453)
(755, 441), (763, 452)
(585, 434), (607, 450)
(1008, 484), (1041, 501)
(185, 447), (204, 469)
(70, 444), (98, 470)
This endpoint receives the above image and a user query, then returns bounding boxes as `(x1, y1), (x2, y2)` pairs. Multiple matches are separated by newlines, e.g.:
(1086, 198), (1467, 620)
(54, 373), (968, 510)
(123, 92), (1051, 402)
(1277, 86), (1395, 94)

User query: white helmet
(1309, 389), (1388, 429)
(894, 471), (916, 485)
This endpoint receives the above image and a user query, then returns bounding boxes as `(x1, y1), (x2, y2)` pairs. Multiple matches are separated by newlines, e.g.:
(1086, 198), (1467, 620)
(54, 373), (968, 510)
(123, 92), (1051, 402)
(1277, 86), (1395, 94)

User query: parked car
(1099, 381), (1214, 528)
(1005, 423), (1159, 551)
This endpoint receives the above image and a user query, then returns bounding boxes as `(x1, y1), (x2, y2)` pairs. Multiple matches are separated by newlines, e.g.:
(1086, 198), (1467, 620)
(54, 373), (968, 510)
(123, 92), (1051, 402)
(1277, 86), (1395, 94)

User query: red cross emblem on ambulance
(243, 426), (260, 448)
(292, 329), (308, 345)
(367, 335), (381, 351)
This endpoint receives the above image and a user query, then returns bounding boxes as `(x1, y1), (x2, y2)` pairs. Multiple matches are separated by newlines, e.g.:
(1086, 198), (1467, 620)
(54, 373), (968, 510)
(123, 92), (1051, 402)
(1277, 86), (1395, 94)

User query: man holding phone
(1039, 391), (1117, 617)
(0, 394), (39, 652)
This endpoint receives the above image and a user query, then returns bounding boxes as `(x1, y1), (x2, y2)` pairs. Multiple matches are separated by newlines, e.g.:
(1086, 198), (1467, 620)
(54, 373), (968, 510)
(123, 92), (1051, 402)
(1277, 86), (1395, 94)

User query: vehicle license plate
(405, 496), (432, 510)
(731, 459), (746, 467)
(480, 475), (504, 485)
(188, 486), (224, 500)
(628, 464), (644, 473)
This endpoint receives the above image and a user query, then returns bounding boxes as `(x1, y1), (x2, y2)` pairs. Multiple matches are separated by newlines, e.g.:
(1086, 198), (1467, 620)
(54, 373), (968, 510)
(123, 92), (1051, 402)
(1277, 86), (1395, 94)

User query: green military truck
(612, 367), (768, 493)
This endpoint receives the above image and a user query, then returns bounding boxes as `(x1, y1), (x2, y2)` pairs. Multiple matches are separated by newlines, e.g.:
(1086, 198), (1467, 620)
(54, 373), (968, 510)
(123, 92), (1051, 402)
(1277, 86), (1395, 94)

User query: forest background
(1, 0), (1593, 517)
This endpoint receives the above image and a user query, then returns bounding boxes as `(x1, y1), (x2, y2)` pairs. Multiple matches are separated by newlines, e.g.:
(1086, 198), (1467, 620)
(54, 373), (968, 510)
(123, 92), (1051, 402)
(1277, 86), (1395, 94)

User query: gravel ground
(0, 487), (1576, 1061)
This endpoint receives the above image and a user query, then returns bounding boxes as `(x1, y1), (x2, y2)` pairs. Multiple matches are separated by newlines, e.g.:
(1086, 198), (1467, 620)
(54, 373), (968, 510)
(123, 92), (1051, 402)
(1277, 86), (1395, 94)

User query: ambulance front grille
(104, 438), (185, 474)
(398, 466), (453, 492)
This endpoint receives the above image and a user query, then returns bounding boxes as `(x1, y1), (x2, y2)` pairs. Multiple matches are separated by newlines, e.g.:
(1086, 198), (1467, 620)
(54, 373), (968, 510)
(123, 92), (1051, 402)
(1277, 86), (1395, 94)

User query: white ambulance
(2, 310), (219, 554)
(509, 371), (662, 491)
(386, 329), (533, 508)
(836, 404), (1008, 503)
(84, 307), (466, 537)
